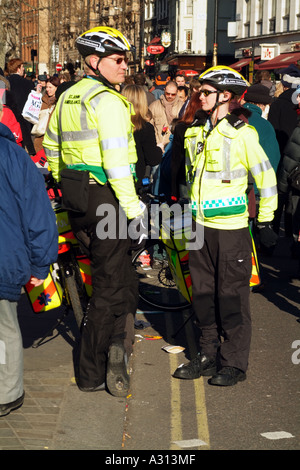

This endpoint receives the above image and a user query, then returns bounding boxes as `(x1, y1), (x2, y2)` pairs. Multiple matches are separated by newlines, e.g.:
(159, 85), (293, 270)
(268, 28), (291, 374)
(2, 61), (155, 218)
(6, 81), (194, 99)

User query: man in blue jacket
(0, 98), (58, 417)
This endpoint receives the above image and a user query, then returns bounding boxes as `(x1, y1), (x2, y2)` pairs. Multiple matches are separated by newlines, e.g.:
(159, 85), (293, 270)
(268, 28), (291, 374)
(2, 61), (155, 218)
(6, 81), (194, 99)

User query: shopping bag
(31, 106), (54, 137)
(22, 90), (42, 124)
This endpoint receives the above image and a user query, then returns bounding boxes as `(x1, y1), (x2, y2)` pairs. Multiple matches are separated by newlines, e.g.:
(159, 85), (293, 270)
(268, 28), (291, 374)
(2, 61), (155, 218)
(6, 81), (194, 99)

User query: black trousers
(189, 224), (252, 372)
(68, 183), (138, 388)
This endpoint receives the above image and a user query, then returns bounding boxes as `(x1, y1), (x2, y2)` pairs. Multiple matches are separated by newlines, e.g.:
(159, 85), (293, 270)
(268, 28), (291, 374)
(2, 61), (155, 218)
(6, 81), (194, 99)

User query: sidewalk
(0, 297), (128, 450)
(0, 236), (299, 451)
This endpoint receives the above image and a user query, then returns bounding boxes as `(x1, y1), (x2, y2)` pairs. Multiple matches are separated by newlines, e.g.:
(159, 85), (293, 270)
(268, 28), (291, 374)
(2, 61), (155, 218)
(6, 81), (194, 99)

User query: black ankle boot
(173, 354), (217, 379)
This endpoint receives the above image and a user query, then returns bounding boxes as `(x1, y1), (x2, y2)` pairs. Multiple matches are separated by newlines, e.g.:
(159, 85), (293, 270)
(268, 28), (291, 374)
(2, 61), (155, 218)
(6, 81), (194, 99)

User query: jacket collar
(0, 122), (16, 143)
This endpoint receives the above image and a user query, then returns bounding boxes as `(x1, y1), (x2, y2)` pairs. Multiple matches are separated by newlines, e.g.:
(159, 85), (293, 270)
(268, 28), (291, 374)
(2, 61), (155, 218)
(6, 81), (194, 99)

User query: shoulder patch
(226, 114), (246, 130)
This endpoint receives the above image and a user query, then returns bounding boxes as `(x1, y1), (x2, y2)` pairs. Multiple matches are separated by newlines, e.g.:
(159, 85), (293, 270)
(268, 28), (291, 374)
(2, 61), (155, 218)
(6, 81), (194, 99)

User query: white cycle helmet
(199, 66), (249, 96)
(76, 26), (133, 57)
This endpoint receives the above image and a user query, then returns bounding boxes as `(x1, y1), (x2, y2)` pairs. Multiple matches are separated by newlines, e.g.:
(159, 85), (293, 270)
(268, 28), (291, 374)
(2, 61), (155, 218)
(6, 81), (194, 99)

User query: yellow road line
(193, 378), (210, 448)
(166, 310), (210, 450)
(184, 311), (210, 448)
(170, 354), (182, 450)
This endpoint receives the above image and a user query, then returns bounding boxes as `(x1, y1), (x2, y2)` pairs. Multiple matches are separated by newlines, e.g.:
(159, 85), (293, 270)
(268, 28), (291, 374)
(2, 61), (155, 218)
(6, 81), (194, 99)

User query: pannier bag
(25, 265), (63, 313)
(160, 205), (260, 304)
(160, 205), (193, 304)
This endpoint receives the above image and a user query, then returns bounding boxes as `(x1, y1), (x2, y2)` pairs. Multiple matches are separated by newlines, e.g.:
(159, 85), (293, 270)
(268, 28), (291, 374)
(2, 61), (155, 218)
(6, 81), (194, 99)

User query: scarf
(160, 94), (181, 125)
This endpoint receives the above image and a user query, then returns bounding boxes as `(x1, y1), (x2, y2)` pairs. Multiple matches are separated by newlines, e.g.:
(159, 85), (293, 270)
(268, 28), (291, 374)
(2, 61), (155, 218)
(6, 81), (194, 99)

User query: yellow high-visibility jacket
(184, 114), (278, 230)
(43, 77), (142, 220)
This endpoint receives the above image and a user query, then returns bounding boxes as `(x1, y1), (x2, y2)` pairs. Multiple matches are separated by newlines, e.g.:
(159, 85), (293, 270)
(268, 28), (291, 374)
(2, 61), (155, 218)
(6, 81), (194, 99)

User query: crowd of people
(0, 26), (299, 417)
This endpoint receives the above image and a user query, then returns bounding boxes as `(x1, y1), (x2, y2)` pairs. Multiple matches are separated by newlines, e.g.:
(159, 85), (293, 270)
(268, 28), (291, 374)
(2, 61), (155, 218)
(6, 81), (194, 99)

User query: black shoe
(173, 354), (217, 380)
(0, 392), (25, 417)
(78, 383), (105, 392)
(106, 343), (130, 397)
(209, 367), (246, 386)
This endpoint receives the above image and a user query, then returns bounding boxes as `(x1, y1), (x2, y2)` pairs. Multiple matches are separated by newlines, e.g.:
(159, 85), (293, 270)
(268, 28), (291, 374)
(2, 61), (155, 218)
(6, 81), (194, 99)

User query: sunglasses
(199, 89), (218, 97)
(106, 57), (129, 65)
(165, 92), (177, 96)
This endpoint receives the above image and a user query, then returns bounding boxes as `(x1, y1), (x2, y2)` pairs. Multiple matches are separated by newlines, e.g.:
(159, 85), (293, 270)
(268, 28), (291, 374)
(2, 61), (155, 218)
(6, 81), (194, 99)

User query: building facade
(229, 0), (300, 76)
(1, 0), (299, 78)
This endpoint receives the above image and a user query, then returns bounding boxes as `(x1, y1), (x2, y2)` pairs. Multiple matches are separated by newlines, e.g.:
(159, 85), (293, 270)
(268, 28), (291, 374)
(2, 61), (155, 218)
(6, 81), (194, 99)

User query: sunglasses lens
(200, 90), (217, 97)
(115, 58), (128, 65)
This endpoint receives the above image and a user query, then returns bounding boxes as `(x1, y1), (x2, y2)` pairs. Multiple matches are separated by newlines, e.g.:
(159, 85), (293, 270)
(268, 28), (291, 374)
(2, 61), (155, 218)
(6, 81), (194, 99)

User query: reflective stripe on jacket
(184, 115), (278, 230)
(43, 77), (142, 220)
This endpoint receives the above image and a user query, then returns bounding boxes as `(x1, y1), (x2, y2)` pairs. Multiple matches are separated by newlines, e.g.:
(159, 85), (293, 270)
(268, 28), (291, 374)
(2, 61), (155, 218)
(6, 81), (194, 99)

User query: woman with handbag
(32, 76), (60, 154)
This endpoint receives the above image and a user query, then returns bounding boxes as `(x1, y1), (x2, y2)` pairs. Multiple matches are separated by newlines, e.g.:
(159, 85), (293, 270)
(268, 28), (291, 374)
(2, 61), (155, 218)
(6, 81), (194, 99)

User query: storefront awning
(256, 52), (300, 70)
(230, 57), (261, 71)
(230, 58), (252, 71)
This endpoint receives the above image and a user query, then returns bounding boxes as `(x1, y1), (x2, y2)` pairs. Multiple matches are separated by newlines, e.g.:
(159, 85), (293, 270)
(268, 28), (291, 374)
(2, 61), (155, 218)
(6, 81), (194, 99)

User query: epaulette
(226, 113), (246, 130)
(190, 109), (209, 127)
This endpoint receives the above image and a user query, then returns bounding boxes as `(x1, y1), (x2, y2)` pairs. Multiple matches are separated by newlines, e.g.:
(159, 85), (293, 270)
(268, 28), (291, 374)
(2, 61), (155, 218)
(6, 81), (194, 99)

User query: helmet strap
(209, 91), (232, 126)
(84, 58), (118, 91)
(84, 57), (101, 76)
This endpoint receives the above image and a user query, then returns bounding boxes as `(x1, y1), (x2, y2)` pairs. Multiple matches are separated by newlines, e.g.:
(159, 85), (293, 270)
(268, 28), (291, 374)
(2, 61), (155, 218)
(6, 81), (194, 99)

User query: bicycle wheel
(132, 240), (191, 311)
(64, 272), (85, 329)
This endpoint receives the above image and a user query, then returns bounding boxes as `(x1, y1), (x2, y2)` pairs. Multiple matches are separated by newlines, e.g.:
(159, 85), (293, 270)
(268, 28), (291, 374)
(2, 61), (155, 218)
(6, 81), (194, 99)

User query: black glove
(128, 202), (148, 251)
(256, 221), (278, 249)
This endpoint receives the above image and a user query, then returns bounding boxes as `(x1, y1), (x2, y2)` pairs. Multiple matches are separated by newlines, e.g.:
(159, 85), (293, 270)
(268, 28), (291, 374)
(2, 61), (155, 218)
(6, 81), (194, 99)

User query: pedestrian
(173, 66), (278, 386)
(277, 85), (300, 279)
(177, 85), (189, 103)
(170, 91), (205, 202)
(242, 83), (281, 197)
(268, 64), (300, 236)
(254, 70), (276, 98)
(121, 84), (163, 195)
(0, 97), (58, 417)
(175, 74), (186, 87)
(178, 78), (201, 118)
(0, 76), (23, 146)
(6, 58), (37, 156)
(43, 27), (146, 397)
(37, 74), (48, 95)
(151, 72), (170, 100)
(149, 80), (183, 150)
(33, 76), (60, 154)
(133, 73), (156, 106)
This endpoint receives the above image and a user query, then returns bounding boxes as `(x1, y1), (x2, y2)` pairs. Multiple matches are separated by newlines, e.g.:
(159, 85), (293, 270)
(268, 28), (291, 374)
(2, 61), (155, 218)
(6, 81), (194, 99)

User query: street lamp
(213, 0), (218, 66)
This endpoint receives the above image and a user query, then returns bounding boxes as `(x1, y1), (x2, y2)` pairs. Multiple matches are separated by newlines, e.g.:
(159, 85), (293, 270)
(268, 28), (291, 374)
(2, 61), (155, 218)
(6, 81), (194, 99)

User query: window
(269, 0), (277, 33)
(283, 0), (290, 31)
(256, 0), (263, 35)
(244, 0), (251, 37)
(186, 0), (193, 16)
(185, 30), (192, 51)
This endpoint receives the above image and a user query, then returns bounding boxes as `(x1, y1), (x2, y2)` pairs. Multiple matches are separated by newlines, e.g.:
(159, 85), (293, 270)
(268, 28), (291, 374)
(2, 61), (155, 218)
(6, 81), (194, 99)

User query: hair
(47, 76), (60, 88)
(165, 80), (178, 90)
(189, 78), (201, 93)
(124, 75), (135, 85)
(121, 84), (150, 130)
(59, 71), (71, 82)
(177, 85), (189, 97)
(7, 58), (23, 75)
(274, 81), (284, 97)
(133, 73), (146, 86)
(180, 92), (202, 124)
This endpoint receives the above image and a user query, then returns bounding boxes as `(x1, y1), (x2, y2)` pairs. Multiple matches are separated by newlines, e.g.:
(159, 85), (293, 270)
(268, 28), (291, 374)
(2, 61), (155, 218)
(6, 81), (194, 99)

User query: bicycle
(132, 191), (192, 311)
(25, 176), (90, 347)
(25, 177), (192, 348)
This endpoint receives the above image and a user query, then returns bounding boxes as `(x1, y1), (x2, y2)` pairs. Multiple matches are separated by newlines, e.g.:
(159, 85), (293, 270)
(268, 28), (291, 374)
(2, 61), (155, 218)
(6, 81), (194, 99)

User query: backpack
(288, 165), (300, 192)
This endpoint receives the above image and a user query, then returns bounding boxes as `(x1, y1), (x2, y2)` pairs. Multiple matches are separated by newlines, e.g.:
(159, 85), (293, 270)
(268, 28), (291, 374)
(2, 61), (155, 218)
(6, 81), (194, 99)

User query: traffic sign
(56, 63), (62, 72)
